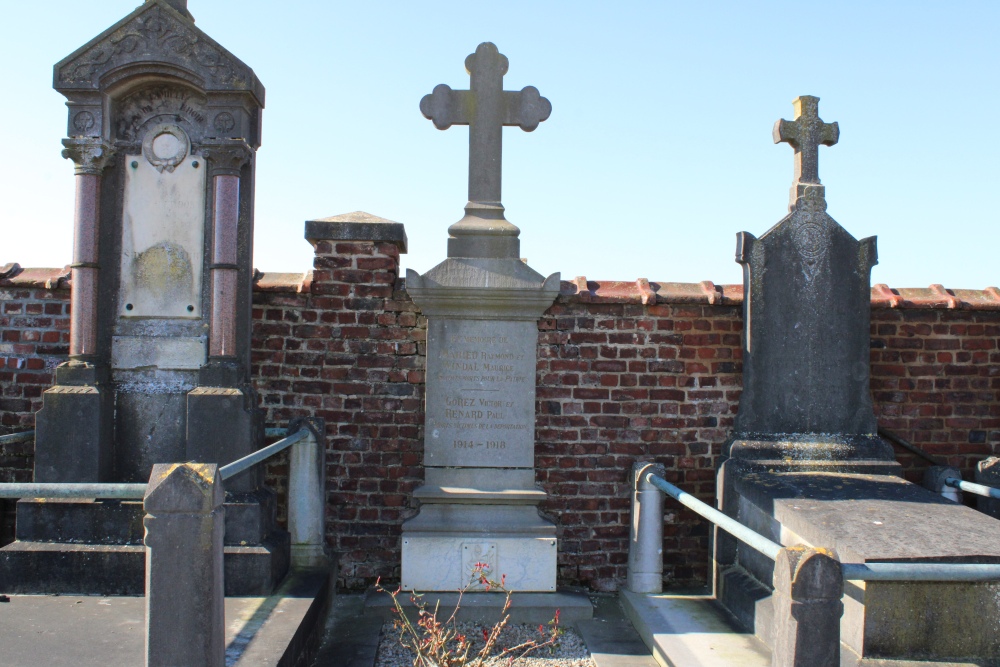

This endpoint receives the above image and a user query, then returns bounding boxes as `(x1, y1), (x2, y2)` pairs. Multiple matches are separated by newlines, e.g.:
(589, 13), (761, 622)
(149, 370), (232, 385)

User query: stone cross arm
(773, 95), (839, 186)
(420, 84), (551, 131)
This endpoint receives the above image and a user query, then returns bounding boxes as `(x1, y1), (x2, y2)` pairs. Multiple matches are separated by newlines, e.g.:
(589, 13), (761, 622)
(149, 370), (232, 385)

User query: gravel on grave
(375, 620), (595, 667)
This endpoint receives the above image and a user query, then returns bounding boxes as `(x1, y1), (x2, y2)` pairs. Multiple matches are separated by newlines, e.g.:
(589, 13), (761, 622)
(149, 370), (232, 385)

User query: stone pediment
(54, 0), (264, 104)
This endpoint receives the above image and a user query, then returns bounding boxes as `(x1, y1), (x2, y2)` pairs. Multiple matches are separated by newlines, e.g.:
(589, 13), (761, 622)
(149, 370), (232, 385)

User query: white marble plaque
(120, 126), (205, 319)
(424, 319), (537, 468)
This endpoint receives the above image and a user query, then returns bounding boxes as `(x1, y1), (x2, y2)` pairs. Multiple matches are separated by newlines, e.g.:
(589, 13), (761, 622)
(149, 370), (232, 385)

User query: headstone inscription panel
(401, 44), (559, 592)
(425, 319), (536, 468)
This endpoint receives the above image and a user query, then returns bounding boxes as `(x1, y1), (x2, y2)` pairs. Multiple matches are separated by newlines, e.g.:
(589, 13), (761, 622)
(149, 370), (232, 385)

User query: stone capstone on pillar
(771, 546), (844, 667)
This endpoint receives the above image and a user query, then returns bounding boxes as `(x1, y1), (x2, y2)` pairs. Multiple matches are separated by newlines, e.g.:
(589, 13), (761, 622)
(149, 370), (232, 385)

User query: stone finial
(774, 96), (839, 210)
(420, 42), (551, 258)
(144, 462), (223, 513)
(145, 0), (194, 21)
(61, 138), (116, 176)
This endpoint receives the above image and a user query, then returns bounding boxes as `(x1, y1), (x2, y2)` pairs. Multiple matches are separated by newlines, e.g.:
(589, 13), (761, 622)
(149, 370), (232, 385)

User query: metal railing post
(771, 545), (844, 667)
(143, 463), (225, 667)
(627, 461), (665, 593)
(287, 418), (326, 569)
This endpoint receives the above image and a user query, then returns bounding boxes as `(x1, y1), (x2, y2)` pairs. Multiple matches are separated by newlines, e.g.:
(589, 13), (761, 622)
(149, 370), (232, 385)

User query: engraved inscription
(425, 320), (537, 468)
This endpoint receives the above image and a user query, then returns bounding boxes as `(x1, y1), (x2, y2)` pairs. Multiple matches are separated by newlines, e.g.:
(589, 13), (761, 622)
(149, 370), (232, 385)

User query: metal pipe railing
(843, 562), (1000, 581)
(0, 429), (309, 498)
(642, 470), (1000, 583)
(218, 429), (308, 480)
(0, 482), (145, 499)
(946, 477), (1000, 500)
(0, 430), (35, 446)
(645, 472), (783, 560)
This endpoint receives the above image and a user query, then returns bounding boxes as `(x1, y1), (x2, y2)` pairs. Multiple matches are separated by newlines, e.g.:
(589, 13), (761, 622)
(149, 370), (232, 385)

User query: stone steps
(620, 590), (771, 667)
(0, 537), (289, 596)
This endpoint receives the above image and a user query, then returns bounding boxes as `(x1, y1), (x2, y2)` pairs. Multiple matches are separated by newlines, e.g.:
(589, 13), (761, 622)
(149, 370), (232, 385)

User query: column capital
(61, 138), (115, 176)
(201, 140), (253, 177)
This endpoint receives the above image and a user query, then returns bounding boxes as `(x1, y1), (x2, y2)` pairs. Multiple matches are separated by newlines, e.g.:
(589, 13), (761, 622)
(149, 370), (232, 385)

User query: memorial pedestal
(402, 258), (559, 592)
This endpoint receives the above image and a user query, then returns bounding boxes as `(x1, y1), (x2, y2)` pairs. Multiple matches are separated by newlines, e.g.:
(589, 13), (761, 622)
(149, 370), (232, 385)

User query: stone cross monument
(0, 0), (286, 596)
(728, 95), (893, 463)
(402, 43), (559, 592)
(715, 97), (1000, 663)
(419, 42), (552, 259)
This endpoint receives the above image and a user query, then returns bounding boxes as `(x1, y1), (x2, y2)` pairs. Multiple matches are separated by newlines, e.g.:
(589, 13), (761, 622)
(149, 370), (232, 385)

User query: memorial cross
(420, 42), (551, 235)
(773, 95), (839, 207)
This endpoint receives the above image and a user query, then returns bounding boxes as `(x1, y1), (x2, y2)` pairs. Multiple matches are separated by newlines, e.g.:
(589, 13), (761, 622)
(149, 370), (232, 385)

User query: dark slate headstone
(727, 95), (893, 465)
(716, 97), (1000, 665)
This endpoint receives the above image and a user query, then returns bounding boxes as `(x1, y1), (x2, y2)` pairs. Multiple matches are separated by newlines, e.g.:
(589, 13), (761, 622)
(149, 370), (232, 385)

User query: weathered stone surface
(731, 96), (883, 443)
(420, 42), (551, 259)
(771, 546), (843, 667)
(144, 463), (225, 667)
(721, 469), (1000, 660)
(119, 135), (205, 319)
(975, 457), (1000, 519)
(33, 384), (108, 483)
(186, 387), (258, 493)
(304, 211), (408, 251)
(9, 0), (283, 600)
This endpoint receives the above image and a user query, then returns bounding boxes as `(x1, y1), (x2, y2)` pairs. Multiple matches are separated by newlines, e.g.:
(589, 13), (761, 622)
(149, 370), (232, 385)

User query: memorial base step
(0, 533), (290, 596)
(400, 534), (557, 592)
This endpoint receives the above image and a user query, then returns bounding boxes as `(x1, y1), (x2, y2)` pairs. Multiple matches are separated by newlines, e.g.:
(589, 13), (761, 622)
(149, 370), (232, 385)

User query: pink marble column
(61, 139), (114, 359)
(210, 174), (240, 357)
(70, 174), (100, 356)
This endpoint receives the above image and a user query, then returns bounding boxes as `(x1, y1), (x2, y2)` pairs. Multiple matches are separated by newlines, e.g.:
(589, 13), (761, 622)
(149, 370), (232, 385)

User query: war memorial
(1, 1), (999, 666)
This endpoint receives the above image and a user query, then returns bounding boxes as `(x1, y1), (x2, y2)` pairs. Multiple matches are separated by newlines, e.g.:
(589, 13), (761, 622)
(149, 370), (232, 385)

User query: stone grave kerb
(38, 0), (266, 489)
(402, 43), (559, 592)
(725, 95), (895, 469)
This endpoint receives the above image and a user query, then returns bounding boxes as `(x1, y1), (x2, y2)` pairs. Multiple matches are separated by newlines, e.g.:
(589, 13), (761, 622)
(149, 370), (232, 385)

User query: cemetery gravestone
(0, 0), (287, 596)
(401, 43), (560, 592)
(716, 96), (1000, 663)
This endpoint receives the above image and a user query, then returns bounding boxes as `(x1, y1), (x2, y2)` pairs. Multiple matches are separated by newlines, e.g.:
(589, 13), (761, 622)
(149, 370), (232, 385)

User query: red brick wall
(1, 259), (998, 591)
(251, 241), (426, 590)
(871, 307), (1000, 480)
(0, 277), (71, 543)
(535, 298), (742, 590)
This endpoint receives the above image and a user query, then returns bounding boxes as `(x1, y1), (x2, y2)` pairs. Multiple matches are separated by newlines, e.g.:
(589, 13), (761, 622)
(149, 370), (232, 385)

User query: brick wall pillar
(299, 211), (425, 588)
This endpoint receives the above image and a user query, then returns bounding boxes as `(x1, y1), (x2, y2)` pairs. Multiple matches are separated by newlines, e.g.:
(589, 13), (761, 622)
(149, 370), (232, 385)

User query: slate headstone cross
(773, 95), (839, 208)
(420, 42), (551, 251)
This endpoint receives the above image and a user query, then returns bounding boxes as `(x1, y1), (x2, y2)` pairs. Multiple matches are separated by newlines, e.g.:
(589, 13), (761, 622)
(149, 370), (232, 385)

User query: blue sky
(2, 1), (997, 289)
